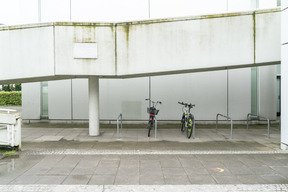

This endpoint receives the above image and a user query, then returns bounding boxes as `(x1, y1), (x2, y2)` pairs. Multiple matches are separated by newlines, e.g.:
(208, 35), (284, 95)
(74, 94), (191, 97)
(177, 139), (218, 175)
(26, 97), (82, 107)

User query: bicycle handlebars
(178, 101), (195, 108)
(145, 99), (162, 104)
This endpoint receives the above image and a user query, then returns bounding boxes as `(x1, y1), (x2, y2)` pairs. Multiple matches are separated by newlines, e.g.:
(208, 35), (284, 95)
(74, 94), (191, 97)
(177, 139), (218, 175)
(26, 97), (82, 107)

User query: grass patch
(0, 147), (17, 156)
(3, 150), (16, 156)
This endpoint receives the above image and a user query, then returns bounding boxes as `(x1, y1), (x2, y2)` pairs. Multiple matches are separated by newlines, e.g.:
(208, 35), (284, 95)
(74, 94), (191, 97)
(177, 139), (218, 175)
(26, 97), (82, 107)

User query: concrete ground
(1, 120), (288, 191)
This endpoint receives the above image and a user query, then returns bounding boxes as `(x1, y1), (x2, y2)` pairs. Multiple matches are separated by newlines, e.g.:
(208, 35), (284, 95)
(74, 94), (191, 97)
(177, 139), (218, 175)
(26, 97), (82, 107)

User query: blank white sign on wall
(73, 43), (98, 59)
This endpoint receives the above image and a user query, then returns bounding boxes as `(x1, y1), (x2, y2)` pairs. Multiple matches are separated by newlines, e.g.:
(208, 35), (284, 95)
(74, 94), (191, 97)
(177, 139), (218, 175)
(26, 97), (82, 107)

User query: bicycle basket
(147, 107), (159, 115)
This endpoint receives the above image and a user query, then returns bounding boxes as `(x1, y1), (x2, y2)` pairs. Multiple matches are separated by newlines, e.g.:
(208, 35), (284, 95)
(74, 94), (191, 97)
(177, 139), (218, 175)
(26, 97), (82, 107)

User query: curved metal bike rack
(116, 113), (122, 138)
(216, 113), (233, 139)
(246, 113), (270, 139)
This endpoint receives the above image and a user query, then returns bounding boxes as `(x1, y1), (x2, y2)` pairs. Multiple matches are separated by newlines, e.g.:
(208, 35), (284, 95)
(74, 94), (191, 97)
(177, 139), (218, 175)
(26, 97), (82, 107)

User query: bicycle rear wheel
(187, 114), (194, 139)
(180, 114), (185, 132)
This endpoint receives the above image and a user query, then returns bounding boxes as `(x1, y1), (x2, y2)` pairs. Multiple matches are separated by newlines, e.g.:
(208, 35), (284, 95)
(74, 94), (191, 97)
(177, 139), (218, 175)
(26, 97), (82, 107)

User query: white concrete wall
(72, 79), (89, 119)
(228, 68), (251, 119)
(255, 11), (281, 63)
(0, 9), (281, 83)
(151, 71), (227, 121)
(99, 78), (149, 120)
(281, 0), (288, 149)
(54, 24), (116, 76)
(116, 9), (280, 77)
(22, 82), (41, 120)
(259, 65), (277, 119)
(48, 80), (72, 119)
(22, 65), (278, 121)
(0, 25), (55, 82)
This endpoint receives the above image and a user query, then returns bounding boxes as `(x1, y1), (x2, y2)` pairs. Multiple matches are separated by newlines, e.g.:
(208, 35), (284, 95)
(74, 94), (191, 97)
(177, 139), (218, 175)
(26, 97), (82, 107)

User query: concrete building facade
(0, 0), (285, 148)
(16, 8), (280, 123)
(281, 0), (288, 150)
(22, 66), (278, 123)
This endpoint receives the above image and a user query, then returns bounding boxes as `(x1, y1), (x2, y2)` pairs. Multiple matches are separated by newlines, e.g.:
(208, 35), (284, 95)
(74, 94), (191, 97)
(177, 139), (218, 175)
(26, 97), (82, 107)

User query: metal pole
(230, 119), (233, 139)
(246, 113), (250, 130)
(155, 117), (157, 138)
(267, 119), (270, 139)
(117, 117), (119, 138)
(192, 118), (195, 139)
(120, 114), (122, 129)
(216, 114), (219, 131)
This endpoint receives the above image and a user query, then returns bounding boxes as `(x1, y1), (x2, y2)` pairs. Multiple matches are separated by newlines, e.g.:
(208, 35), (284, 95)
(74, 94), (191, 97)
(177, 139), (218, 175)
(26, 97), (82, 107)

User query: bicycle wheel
(148, 120), (153, 137)
(187, 114), (194, 139)
(180, 114), (185, 132)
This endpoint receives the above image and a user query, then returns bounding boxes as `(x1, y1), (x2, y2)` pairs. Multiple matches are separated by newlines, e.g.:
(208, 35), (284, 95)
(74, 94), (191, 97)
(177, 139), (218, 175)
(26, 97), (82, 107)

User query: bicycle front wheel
(187, 114), (194, 139)
(148, 120), (153, 137)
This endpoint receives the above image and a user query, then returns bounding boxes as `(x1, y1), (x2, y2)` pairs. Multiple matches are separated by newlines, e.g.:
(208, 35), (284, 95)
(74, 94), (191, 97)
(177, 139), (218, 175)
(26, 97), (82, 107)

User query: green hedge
(0, 91), (22, 106)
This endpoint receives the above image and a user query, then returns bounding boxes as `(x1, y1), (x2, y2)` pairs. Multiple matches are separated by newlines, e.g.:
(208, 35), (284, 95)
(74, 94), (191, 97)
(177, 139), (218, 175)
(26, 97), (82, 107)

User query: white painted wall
(256, 11), (281, 63)
(259, 65), (277, 119)
(72, 79), (89, 119)
(22, 65), (278, 121)
(151, 71), (227, 121)
(281, 0), (288, 149)
(48, 80), (72, 120)
(0, 25), (55, 82)
(21, 82), (41, 120)
(116, 10), (280, 77)
(54, 24), (116, 76)
(0, 9), (281, 83)
(99, 78), (149, 120)
(228, 68), (251, 119)
(116, 14), (254, 76)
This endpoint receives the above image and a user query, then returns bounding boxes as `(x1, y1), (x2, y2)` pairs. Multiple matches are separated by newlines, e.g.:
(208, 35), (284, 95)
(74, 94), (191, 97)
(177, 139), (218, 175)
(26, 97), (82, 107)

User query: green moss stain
(124, 23), (130, 42)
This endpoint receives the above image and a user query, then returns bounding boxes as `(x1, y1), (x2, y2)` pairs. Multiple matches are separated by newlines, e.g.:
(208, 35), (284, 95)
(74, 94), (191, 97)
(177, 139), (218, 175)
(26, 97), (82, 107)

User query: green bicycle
(178, 101), (195, 139)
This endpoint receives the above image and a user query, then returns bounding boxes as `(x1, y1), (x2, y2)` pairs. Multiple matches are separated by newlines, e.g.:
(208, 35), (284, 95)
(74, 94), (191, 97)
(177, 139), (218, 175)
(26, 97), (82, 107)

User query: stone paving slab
(0, 184), (288, 192)
(0, 124), (286, 191)
(1, 152), (288, 185)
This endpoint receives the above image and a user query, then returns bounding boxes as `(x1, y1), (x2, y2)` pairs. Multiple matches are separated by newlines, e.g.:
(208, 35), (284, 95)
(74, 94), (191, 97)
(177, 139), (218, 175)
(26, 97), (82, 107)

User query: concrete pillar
(281, 1), (288, 150)
(89, 76), (100, 136)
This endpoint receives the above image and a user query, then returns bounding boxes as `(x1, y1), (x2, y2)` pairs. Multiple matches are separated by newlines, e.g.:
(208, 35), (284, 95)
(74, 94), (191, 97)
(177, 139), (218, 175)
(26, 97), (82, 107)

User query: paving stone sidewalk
(1, 124), (287, 191)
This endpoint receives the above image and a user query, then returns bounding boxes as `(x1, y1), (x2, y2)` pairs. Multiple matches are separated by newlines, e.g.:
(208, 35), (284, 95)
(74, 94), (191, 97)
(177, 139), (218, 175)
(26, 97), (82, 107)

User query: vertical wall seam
(53, 24), (56, 76)
(115, 24), (117, 76)
(251, 11), (258, 115)
(253, 11), (256, 65)
(227, 70), (229, 117)
(71, 79), (73, 120)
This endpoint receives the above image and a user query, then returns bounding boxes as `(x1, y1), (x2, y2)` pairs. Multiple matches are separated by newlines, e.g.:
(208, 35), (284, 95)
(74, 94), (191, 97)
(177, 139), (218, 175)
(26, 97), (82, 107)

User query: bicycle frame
(178, 101), (195, 139)
(146, 99), (161, 137)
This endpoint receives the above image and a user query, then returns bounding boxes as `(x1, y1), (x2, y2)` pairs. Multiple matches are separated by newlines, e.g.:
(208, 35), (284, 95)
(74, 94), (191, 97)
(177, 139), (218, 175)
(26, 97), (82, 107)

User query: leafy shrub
(0, 91), (21, 106)
(2, 84), (21, 92)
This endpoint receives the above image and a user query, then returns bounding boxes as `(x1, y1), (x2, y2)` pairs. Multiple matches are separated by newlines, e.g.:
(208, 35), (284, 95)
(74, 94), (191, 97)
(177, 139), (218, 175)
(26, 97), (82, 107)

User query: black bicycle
(145, 99), (162, 137)
(178, 102), (195, 139)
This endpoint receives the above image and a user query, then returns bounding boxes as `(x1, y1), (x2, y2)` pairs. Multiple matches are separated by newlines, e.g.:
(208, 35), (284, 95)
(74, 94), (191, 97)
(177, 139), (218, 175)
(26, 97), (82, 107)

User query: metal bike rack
(246, 113), (270, 139)
(192, 120), (196, 139)
(216, 113), (233, 139)
(116, 113), (122, 138)
(154, 117), (157, 139)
